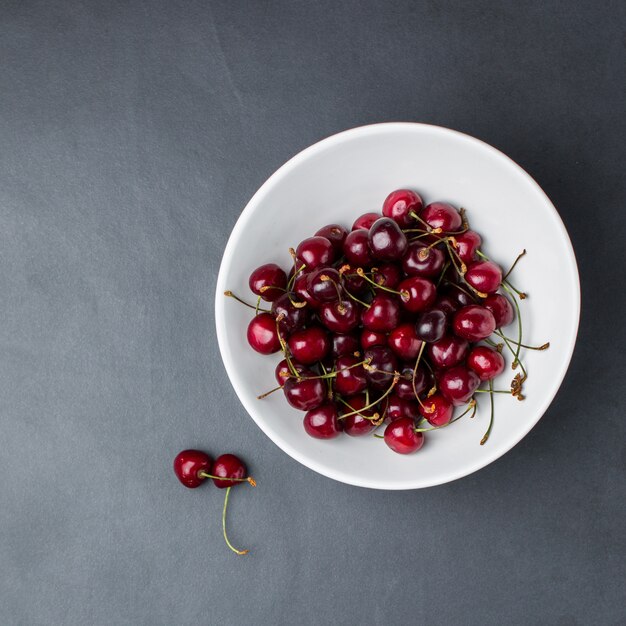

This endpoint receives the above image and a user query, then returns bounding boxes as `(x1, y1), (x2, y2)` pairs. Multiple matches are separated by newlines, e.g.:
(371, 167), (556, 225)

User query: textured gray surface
(1, 1), (625, 625)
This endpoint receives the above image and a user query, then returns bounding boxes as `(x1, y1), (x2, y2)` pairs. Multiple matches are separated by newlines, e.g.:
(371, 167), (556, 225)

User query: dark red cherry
(419, 394), (453, 426)
(396, 363), (431, 400)
(363, 346), (398, 390)
(398, 276), (437, 313)
(211, 454), (248, 489)
(249, 263), (287, 302)
(275, 359), (307, 385)
(287, 326), (330, 364)
(352, 212), (380, 231)
(434, 294), (459, 316)
(421, 202), (462, 232)
(343, 229), (373, 266)
(283, 370), (326, 411)
(382, 189), (423, 227)
(453, 305), (496, 341)
(319, 300), (360, 333)
(438, 365), (480, 406)
(361, 329), (387, 349)
(368, 217), (408, 261)
(427, 335), (470, 368)
(371, 263), (402, 289)
(484, 293), (515, 328)
(340, 264), (368, 294)
(383, 393), (421, 421)
(331, 332), (360, 358)
(361, 293), (401, 332)
(303, 402), (343, 439)
(271, 293), (308, 334)
(315, 224), (348, 252)
(296, 236), (335, 270)
(341, 394), (376, 436)
(454, 231), (481, 264)
(388, 322), (423, 360)
(384, 417), (424, 454)
(173, 449), (212, 488)
(465, 260), (502, 294)
(415, 308), (448, 343)
(467, 346), (505, 381)
(334, 355), (367, 396)
(443, 283), (476, 308)
(247, 313), (281, 354)
(293, 272), (322, 309)
(307, 267), (341, 302)
(402, 241), (445, 277)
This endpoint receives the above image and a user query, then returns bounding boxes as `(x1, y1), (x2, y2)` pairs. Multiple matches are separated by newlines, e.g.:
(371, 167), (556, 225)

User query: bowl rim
(215, 122), (581, 490)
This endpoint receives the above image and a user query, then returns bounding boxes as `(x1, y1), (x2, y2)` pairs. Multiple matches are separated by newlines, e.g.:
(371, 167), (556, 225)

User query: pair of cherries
(173, 450), (255, 555)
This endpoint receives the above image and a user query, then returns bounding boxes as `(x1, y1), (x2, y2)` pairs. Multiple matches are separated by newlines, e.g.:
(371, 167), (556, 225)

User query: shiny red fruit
(484, 293), (515, 328)
(307, 267), (341, 303)
(396, 363), (431, 400)
(467, 346), (505, 381)
(274, 359), (307, 386)
(384, 417), (424, 454)
(249, 263), (287, 302)
(402, 241), (445, 277)
(382, 189), (423, 227)
(331, 332), (360, 358)
(465, 260), (502, 294)
(419, 394), (453, 426)
(315, 224), (348, 252)
(271, 293), (309, 334)
(247, 313), (281, 354)
(287, 326), (330, 364)
(453, 305), (496, 341)
(362, 293), (401, 332)
(303, 403), (343, 439)
(173, 449), (212, 488)
(383, 393), (421, 421)
(293, 272), (321, 309)
(454, 231), (481, 264)
(398, 276), (437, 313)
(283, 371), (326, 411)
(421, 202), (462, 232)
(343, 229), (373, 266)
(296, 236), (335, 270)
(388, 322), (423, 360)
(334, 355), (367, 396)
(341, 394), (376, 436)
(211, 454), (247, 489)
(363, 346), (398, 390)
(368, 217), (408, 261)
(427, 335), (470, 368)
(352, 212), (380, 231)
(361, 329), (387, 349)
(438, 365), (480, 406)
(371, 263), (402, 289)
(319, 300), (361, 333)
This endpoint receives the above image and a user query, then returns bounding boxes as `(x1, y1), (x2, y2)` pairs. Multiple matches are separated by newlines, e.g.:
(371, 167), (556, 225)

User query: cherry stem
(503, 279), (527, 300)
(356, 267), (405, 298)
(476, 249), (526, 298)
(488, 334), (528, 380)
(480, 380), (495, 445)
(414, 399), (477, 432)
(337, 372), (399, 421)
(343, 288), (371, 308)
(257, 385), (282, 399)
(412, 342), (430, 411)
(501, 283), (524, 368)
(222, 487), (249, 556)
(475, 388), (511, 395)
(274, 315), (299, 378)
(503, 249), (526, 280)
(224, 290), (270, 312)
(320, 361), (333, 399)
(494, 330), (549, 351)
(198, 471), (256, 486)
(445, 240), (467, 276)
(436, 260), (451, 287)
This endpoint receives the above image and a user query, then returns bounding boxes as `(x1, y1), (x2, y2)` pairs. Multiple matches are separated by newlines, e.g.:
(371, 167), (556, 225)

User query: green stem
(503, 249), (526, 280)
(501, 283), (524, 369)
(480, 380), (495, 445)
(224, 291), (270, 312)
(222, 487), (249, 555)
(494, 330), (549, 351)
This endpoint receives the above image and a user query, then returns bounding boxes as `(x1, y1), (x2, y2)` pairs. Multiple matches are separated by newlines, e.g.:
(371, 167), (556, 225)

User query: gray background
(1, 1), (625, 625)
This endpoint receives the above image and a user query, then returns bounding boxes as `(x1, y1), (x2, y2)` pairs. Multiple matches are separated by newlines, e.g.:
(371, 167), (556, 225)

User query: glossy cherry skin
(340, 264), (368, 294)
(296, 236), (335, 270)
(396, 363), (431, 400)
(434, 294), (459, 316)
(331, 332), (360, 358)
(341, 394), (376, 436)
(361, 329), (387, 349)
(307, 267), (341, 302)
(287, 326), (330, 364)
(271, 293), (308, 334)
(293, 272), (321, 309)
(384, 417), (424, 454)
(388, 323), (423, 360)
(453, 305), (496, 341)
(455, 231), (482, 264)
(319, 300), (360, 333)
(303, 402), (343, 439)
(465, 260), (502, 294)
(334, 355), (367, 396)
(421, 202), (462, 232)
(438, 365), (480, 406)
(352, 212), (380, 231)
(283, 370), (326, 411)
(383, 393), (421, 421)
(484, 293), (515, 328)
(371, 263), (402, 289)
(467, 346), (505, 381)
(382, 189), (423, 227)
(415, 308), (448, 343)
(363, 346), (398, 390)
(368, 217), (408, 261)
(247, 313), (281, 354)
(398, 276), (437, 313)
(444, 283), (475, 308)
(315, 224), (348, 252)
(362, 293), (401, 332)
(402, 241), (445, 277)
(211, 454), (248, 488)
(249, 263), (287, 302)
(419, 394), (453, 426)
(427, 335), (470, 368)
(275, 359), (307, 385)
(173, 450), (212, 488)
(343, 229), (373, 266)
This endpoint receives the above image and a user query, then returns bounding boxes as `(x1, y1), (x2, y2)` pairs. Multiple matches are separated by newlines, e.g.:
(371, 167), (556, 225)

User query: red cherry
(419, 394), (453, 426)
(248, 263), (287, 302)
(315, 224), (348, 252)
(247, 313), (281, 354)
(307, 267), (341, 303)
(427, 335), (470, 368)
(362, 293), (401, 332)
(173, 449), (212, 488)
(383, 393), (421, 421)
(434, 294), (459, 316)
(287, 326), (330, 364)
(467, 346), (505, 381)
(303, 402), (343, 439)
(296, 236), (335, 270)
(398, 276), (437, 313)
(371, 263), (402, 289)
(384, 417), (424, 454)
(361, 329), (387, 349)
(368, 217), (408, 261)
(319, 300), (361, 333)
(341, 394), (376, 436)
(271, 293), (308, 333)
(343, 229), (373, 266)
(293, 272), (322, 309)
(396, 363), (431, 400)
(382, 189), (423, 227)
(334, 355), (367, 396)
(484, 293), (515, 328)
(465, 260), (502, 294)
(211, 454), (249, 489)
(283, 370), (326, 411)
(454, 231), (481, 264)
(444, 283), (475, 308)
(352, 212), (380, 231)
(363, 346), (398, 390)
(331, 332), (360, 358)
(438, 365), (480, 406)
(274, 359), (307, 385)
(453, 305), (496, 341)
(388, 322), (423, 360)
(402, 241), (445, 277)
(421, 202), (462, 232)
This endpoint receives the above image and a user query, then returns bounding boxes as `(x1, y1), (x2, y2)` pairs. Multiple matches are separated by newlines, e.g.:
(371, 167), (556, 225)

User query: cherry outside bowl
(215, 123), (580, 490)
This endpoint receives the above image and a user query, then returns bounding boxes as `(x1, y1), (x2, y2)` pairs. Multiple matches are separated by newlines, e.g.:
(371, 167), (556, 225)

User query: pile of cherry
(229, 189), (548, 455)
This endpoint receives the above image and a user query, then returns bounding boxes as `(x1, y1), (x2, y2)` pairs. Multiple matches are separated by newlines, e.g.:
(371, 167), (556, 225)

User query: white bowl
(215, 123), (580, 490)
